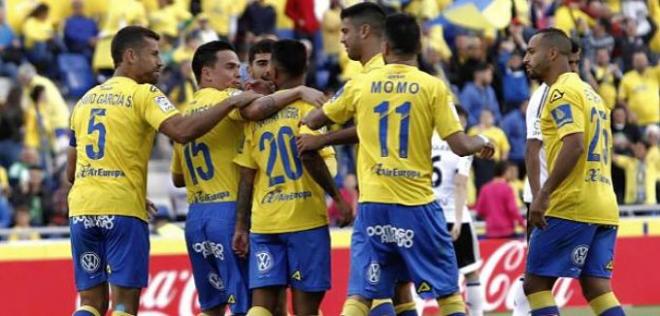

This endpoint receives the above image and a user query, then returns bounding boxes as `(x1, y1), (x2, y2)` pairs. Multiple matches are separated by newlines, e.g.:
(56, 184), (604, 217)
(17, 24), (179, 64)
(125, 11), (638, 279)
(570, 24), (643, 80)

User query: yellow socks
(342, 298), (370, 316)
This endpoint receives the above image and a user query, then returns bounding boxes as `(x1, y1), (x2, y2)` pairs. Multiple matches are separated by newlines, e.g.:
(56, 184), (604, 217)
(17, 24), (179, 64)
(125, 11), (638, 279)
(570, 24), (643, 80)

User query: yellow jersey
(618, 68), (660, 126)
(21, 17), (54, 48)
(540, 72), (618, 225)
(323, 63), (463, 205)
(68, 76), (179, 221)
(234, 99), (334, 234)
(467, 125), (510, 161)
(171, 88), (244, 204)
(24, 75), (70, 131)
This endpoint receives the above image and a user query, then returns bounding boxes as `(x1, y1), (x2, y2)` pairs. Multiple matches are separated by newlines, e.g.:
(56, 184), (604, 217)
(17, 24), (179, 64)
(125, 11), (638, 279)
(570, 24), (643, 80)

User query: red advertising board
(0, 236), (658, 315)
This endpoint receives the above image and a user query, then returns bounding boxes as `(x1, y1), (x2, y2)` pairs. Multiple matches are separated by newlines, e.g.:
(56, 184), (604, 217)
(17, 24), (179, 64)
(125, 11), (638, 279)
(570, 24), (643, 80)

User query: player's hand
(529, 190), (549, 229)
(296, 134), (327, 153)
(450, 224), (461, 241)
(235, 90), (262, 108)
(244, 79), (275, 95)
(146, 199), (158, 219)
(297, 86), (328, 108)
(335, 198), (354, 228)
(477, 142), (495, 159)
(232, 228), (250, 258)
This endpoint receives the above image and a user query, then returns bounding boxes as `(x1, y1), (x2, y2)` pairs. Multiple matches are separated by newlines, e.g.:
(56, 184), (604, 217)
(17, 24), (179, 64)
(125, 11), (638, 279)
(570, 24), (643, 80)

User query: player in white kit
(431, 106), (485, 316)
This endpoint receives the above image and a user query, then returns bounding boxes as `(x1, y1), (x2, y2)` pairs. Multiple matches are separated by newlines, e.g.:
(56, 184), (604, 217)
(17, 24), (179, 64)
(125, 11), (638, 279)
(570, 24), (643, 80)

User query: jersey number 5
(259, 126), (303, 187)
(86, 108), (106, 160)
(374, 101), (411, 158)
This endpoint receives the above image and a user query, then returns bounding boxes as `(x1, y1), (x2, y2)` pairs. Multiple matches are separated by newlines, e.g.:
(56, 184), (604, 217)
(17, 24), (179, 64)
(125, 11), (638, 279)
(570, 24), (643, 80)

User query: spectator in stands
(468, 109), (510, 192)
(501, 101), (527, 177)
(475, 161), (525, 238)
(7, 204), (40, 241)
(321, 0), (342, 91)
(611, 106), (643, 202)
(195, 14), (219, 44)
(587, 47), (622, 109)
(447, 35), (485, 89)
(618, 50), (660, 127)
(201, 1), (242, 42)
(149, 0), (192, 44)
(63, 0), (99, 61)
(22, 4), (59, 76)
(529, 0), (558, 30)
(499, 49), (530, 113)
(241, 0), (276, 39)
(172, 32), (201, 65)
(613, 142), (658, 205)
(8, 148), (37, 191)
(614, 17), (657, 73)
(12, 165), (53, 226)
(285, 0), (320, 63)
(0, 7), (20, 78)
(460, 62), (502, 127)
(0, 165), (11, 228)
(328, 173), (358, 227)
(0, 85), (23, 169)
(584, 19), (615, 61)
(168, 60), (195, 110)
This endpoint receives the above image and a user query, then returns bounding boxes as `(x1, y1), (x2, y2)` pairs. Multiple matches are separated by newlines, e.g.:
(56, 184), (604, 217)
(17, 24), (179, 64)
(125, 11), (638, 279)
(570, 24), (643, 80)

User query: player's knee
(392, 283), (413, 304)
(247, 306), (273, 316)
(579, 278), (612, 301)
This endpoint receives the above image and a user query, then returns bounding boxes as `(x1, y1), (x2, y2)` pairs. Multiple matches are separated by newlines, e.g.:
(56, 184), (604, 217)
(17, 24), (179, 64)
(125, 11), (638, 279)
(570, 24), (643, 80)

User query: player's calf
(580, 277), (625, 316)
(75, 283), (109, 316)
(292, 289), (325, 315)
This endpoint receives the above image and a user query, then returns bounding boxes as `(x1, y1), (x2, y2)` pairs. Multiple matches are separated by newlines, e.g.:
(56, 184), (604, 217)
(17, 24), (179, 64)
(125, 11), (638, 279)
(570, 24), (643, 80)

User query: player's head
(192, 40), (241, 90)
(111, 26), (162, 84)
(455, 105), (469, 129)
(595, 48), (610, 66)
(269, 40), (307, 89)
(383, 13), (421, 63)
(569, 38), (581, 73)
(340, 2), (386, 61)
(523, 28), (571, 80)
(632, 141), (648, 160)
(632, 50), (648, 73)
(248, 39), (275, 81)
(473, 62), (493, 85)
(612, 105), (627, 126)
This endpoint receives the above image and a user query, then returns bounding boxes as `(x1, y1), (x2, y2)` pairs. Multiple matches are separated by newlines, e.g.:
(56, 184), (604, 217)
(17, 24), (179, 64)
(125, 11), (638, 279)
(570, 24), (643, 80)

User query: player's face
(135, 37), (163, 84)
(341, 18), (362, 61)
(249, 53), (271, 80)
(523, 35), (548, 80)
(207, 50), (241, 90)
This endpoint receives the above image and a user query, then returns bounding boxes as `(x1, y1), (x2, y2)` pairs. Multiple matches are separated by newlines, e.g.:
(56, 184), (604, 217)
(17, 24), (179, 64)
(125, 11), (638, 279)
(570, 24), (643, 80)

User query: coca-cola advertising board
(1, 233), (658, 315)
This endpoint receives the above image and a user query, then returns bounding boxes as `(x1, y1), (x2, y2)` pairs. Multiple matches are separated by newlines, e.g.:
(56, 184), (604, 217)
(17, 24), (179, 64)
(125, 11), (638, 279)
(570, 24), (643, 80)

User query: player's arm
(172, 173), (185, 188)
(159, 91), (261, 144)
(525, 139), (543, 198)
(233, 167), (256, 258)
(445, 132), (493, 157)
(240, 86), (327, 121)
(300, 151), (353, 227)
(66, 147), (76, 184)
(301, 108), (333, 130)
(451, 173), (468, 240)
(297, 126), (358, 153)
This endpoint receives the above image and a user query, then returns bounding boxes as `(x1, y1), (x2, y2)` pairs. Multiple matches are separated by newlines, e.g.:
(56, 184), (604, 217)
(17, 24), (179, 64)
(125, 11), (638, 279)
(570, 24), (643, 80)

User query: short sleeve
(322, 80), (357, 124)
(546, 87), (585, 139)
(135, 84), (180, 130)
(456, 156), (473, 176)
(233, 124), (258, 169)
(170, 143), (183, 175)
(433, 82), (463, 139)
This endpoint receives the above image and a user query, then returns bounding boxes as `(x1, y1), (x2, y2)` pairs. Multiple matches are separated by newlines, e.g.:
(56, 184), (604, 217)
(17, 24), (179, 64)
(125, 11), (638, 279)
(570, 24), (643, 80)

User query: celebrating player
(170, 40), (327, 315)
(67, 26), (261, 316)
(302, 13), (493, 316)
(232, 39), (353, 316)
(522, 28), (624, 316)
(431, 106), (484, 316)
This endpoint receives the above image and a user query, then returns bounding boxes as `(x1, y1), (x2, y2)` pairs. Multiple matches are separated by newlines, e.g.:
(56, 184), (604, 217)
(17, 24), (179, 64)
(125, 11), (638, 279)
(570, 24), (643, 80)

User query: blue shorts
(348, 202), (459, 300)
(527, 217), (617, 279)
(185, 202), (249, 313)
(70, 215), (149, 291)
(249, 225), (330, 292)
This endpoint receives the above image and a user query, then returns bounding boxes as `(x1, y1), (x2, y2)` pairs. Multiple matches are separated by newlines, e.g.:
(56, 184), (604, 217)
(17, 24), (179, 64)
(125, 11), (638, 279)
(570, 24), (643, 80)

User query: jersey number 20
(259, 126), (303, 186)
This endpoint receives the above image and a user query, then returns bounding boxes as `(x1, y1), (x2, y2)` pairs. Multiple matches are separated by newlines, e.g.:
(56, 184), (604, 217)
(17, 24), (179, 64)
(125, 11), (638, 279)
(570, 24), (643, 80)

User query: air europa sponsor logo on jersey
(261, 188), (312, 204)
(76, 164), (125, 179)
(371, 163), (421, 178)
(191, 190), (230, 203)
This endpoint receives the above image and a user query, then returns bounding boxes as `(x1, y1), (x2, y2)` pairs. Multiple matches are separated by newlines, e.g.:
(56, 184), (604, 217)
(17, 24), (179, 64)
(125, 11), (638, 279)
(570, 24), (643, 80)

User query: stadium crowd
(0, 0), (658, 239)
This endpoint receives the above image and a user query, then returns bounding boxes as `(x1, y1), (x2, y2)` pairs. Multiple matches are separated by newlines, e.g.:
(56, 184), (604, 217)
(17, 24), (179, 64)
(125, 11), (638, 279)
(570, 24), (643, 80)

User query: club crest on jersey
(154, 96), (175, 112)
(571, 245), (589, 266)
(549, 89), (564, 103)
(551, 104), (573, 127)
(80, 252), (101, 273)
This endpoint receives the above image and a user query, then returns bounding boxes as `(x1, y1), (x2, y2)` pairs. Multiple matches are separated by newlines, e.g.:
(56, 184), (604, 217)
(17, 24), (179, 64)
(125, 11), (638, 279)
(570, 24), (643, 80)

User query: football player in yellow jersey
(170, 40), (328, 316)
(67, 26), (263, 316)
(522, 28), (624, 316)
(233, 40), (353, 316)
(302, 14), (493, 316)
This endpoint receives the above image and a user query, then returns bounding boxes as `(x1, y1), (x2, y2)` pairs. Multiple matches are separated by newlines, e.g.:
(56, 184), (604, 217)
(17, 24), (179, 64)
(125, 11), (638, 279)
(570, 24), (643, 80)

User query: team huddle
(66, 2), (625, 316)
